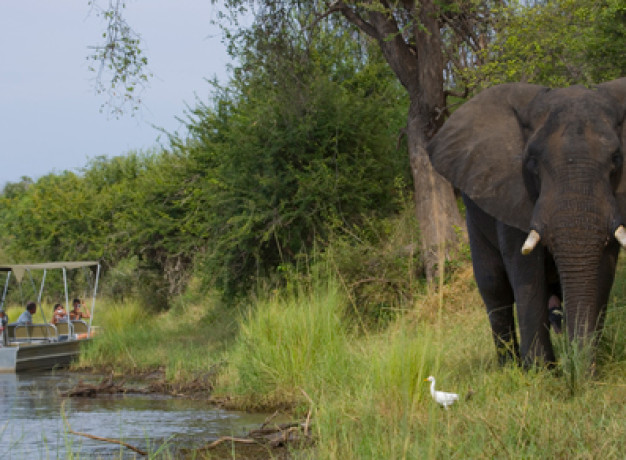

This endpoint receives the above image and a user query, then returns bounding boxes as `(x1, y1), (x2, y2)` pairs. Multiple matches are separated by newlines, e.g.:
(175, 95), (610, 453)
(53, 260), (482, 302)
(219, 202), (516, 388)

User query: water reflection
(0, 372), (267, 459)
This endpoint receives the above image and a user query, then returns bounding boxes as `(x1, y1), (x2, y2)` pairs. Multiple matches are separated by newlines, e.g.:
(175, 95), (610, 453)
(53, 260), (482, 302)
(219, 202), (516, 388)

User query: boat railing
(9, 323), (59, 343)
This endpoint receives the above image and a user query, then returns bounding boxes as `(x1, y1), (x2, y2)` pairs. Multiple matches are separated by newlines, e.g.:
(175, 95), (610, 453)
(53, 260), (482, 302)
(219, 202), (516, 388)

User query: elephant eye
(525, 156), (539, 175)
(611, 151), (623, 172)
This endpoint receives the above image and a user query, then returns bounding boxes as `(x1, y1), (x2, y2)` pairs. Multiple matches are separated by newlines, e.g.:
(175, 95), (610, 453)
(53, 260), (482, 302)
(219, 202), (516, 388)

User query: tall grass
(308, 284), (625, 458)
(218, 263), (626, 458)
(77, 296), (234, 384)
(222, 280), (355, 409)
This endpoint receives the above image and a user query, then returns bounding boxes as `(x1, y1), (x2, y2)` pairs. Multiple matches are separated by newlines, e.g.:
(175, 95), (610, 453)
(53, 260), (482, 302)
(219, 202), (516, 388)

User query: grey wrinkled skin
(428, 78), (626, 366)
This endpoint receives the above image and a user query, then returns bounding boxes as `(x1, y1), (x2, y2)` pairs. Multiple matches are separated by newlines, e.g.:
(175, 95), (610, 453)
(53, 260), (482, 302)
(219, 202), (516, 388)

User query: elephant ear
(428, 83), (547, 232)
(598, 78), (626, 223)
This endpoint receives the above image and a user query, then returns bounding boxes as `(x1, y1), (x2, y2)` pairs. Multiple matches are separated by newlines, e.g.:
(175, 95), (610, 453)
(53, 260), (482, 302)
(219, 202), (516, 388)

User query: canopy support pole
(0, 271), (11, 311)
(37, 269), (48, 323)
(88, 264), (100, 334)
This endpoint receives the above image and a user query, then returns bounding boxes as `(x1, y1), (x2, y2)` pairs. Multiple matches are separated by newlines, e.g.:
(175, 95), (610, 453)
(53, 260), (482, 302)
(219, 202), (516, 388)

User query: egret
(425, 376), (459, 409)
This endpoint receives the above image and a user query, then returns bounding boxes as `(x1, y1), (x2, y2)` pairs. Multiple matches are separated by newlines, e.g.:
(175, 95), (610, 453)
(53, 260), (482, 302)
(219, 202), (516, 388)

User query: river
(0, 371), (269, 459)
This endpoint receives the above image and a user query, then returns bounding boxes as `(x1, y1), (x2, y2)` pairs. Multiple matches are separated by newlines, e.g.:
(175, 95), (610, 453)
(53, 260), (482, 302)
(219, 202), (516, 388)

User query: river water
(0, 371), (268, 459)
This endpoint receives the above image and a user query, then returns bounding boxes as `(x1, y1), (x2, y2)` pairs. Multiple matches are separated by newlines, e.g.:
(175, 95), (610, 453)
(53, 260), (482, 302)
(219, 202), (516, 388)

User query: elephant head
(428, 78), (626, 346)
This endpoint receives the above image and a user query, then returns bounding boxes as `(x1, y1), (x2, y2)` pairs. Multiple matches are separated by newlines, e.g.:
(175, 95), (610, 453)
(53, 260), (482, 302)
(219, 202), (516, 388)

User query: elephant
(427, 77), (626, 366)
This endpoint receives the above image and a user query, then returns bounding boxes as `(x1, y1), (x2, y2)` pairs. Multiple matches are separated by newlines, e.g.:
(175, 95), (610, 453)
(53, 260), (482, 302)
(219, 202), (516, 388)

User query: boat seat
(12, 323), (58, 342)
(6, 324), (16, 341)
(55, 320), (89, 337)
(55, 322), (71, 335)
(72, 320), (89, 334)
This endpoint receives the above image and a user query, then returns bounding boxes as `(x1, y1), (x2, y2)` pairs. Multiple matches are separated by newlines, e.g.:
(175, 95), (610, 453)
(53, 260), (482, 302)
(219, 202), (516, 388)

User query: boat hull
(0, 339), (89, 373)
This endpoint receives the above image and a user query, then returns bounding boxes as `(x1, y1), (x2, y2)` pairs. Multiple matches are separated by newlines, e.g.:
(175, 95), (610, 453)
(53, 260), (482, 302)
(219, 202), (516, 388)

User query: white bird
(425, 376), (459, 409)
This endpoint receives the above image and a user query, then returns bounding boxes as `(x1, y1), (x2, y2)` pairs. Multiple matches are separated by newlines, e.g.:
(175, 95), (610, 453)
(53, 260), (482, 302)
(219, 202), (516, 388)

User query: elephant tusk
(615, 226), (626, 249)
(521, 230), (541, 255)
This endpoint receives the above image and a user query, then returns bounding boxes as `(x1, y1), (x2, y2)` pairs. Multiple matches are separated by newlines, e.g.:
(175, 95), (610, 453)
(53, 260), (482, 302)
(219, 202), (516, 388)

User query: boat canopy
(0, 261), (99, 283)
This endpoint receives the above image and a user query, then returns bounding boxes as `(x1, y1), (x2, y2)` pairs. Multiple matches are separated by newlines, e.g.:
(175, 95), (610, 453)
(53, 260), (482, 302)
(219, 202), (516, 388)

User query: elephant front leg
(473, 262), (520, 365)
(515, 285), (555, 366)
(487, 303), (520, 365)
(501, 229), (555, 367)
(464, 195), (520, 365)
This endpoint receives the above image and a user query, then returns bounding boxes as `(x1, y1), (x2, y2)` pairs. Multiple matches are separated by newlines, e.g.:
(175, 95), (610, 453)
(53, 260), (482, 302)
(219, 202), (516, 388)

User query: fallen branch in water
(66, 427), (149, 456)
(204, 420), (313, 451)
(61, 401), (148, 456)
(203, 392), (316, 452)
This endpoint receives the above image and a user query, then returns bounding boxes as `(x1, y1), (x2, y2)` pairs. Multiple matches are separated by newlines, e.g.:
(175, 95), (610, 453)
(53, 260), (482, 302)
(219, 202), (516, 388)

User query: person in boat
(51, 303), (67, 325)
(69, 298), (90, 321)
(17, 301), (37, 324)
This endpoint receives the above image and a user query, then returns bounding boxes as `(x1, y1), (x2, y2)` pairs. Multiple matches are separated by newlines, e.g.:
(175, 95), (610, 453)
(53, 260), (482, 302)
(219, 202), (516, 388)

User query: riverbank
(73, 262), (626, 458)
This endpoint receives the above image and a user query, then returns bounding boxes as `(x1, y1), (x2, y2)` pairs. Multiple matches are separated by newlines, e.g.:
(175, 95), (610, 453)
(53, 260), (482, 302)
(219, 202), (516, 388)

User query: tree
(215, 1), (505, 280)
(0, 171), (110, 262)
(0, 151), (202, 308)
(174, 25), (410, 296)
(474, 0), (626, 87)
(330, 1), (478, 280)
(0, 25), (408, 302)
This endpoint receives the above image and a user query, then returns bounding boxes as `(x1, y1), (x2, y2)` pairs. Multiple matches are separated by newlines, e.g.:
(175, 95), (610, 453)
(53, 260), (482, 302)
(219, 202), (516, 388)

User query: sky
(0, 1), (232, 189)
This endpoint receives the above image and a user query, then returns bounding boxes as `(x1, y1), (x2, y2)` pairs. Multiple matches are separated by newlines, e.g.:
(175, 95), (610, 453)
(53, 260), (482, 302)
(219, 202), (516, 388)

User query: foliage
(472, 0), (626, 87)
(6, 0), (621, 308)
(87, 0), (151, 116)
(0, 171), (110, 262)
(320, 201), (423, 327)
(0, 27), (409, 303)
(174, 27), (409, 297)
(0, 151), (200, 308)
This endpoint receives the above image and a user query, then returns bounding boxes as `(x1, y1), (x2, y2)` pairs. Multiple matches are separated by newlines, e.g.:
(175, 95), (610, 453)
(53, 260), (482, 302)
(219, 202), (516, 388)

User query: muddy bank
(69, 366), (219, 397)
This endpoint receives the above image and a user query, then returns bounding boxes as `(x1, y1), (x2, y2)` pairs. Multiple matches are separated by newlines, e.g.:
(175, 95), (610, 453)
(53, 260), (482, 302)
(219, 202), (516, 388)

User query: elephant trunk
(548, 195), (609, 343)
(553, 251), (602, 341)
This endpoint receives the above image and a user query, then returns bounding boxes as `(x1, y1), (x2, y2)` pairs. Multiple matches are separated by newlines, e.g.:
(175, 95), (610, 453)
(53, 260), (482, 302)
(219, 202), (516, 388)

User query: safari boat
(0, 261), (100, 372)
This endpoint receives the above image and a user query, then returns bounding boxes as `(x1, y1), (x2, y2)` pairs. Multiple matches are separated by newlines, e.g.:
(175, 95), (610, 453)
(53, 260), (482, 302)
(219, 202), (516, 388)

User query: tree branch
(326, 1), (380, 39)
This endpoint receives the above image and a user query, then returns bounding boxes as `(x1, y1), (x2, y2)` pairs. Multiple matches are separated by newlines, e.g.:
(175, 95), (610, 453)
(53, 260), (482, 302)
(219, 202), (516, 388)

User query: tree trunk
(407, 101), (466, 282)
(410, 0), (466, 281)
(339, 0), (467, 281)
